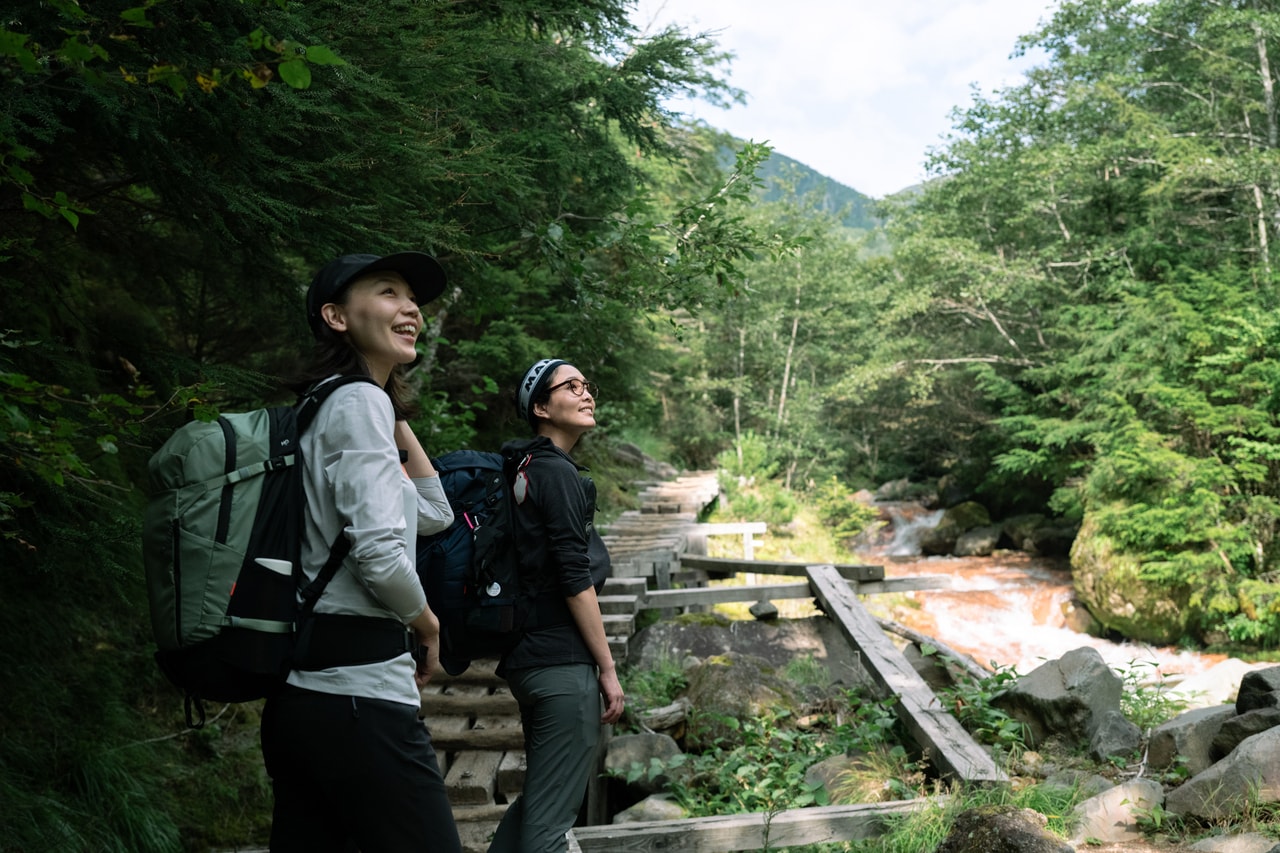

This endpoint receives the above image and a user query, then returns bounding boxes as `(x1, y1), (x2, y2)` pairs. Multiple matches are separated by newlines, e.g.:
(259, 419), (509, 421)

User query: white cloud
(632, 0), (1056, 197)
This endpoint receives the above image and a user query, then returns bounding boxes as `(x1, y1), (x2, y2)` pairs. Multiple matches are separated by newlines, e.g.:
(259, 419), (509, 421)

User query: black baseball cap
(306, 252), (447, 339)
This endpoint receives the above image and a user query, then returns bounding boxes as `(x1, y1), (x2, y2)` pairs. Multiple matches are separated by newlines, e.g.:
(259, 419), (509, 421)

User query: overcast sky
(630, 0), (1059, 198)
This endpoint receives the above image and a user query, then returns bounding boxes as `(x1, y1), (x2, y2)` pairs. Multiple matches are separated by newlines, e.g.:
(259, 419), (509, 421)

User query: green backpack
(143, 376), (373, 726)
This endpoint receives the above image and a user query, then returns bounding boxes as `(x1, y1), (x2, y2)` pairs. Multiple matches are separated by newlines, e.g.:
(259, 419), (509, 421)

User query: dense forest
(2, 0), (1280, 848)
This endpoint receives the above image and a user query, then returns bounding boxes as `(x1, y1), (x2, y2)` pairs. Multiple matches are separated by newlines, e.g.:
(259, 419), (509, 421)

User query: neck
(538, 424), (584, 454)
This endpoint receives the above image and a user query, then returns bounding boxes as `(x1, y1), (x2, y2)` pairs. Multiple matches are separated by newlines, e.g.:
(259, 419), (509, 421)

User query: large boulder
(628, 616), (862, 683)
(1165, 726), (1280, 821)
(680, 653), (799, 750)
(1070, 516), (1194, 644)
(992, 646), (1122, 748)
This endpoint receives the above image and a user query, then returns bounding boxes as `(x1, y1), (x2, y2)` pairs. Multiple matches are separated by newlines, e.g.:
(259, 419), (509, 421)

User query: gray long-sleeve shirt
(288, 378), (453, 705)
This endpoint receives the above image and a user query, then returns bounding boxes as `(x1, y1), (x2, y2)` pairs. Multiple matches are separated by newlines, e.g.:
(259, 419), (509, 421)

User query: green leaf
(120, 7), (155, 28)
(0, 29), (41, 72)
(277, 58), (311, 89)
(303, 45), (345, 67)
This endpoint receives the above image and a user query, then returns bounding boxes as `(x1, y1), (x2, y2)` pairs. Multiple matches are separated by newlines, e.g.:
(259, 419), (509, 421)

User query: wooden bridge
(423, 470), (1006, 853)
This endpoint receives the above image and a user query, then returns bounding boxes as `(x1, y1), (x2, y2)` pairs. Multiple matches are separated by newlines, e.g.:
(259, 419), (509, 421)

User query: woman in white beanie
(488, 358), (625, 853)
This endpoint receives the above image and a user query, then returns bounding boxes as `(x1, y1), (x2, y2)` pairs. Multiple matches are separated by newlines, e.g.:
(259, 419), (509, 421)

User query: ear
(531, 399), (550, 422)
(320, 303), (347, 334)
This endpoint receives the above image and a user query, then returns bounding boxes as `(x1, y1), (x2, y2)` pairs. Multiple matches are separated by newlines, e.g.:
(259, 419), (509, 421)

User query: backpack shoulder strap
(291, 374), (378, 608)
(294, 375), (380, 434)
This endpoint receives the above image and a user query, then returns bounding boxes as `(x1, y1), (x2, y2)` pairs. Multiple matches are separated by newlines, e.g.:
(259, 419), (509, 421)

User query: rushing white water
(860, 505), (1225, 684)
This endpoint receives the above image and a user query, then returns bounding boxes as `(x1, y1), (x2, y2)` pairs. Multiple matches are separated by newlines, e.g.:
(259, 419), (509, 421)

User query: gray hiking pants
(488, 664), (601, 853)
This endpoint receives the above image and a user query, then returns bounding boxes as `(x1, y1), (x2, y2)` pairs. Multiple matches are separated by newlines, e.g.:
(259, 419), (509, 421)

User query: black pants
(261, 687), (460, 853)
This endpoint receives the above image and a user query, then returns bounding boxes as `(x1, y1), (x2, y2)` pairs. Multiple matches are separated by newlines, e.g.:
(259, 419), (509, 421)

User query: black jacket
(497, 435), (611, 673)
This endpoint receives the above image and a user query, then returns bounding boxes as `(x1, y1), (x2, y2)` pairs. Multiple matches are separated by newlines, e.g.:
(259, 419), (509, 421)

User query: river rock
(1169, 658), (1268, 710)
(1236, 665), (1280, 713)
(935, 805), (1072, 853)
(604, 732), (685, 795)
(802, 751), (906, 804)
(1027, 525), (1077, 557)
(1147, 705), (1236, 776)
(1190, 833), (1280, 853)
(1088, 709), (1141, 762)
(1069, 777), (1164, 844)
(612, 794), (685, 824)
(1210, 707), (1280, 760)
(1070, 515), (1193, 644)
(1039, 768), (1114, 800)
(680, 653), (799, 750)
(1165, 726), (1280, 821)
(920, 501), (991, 555)
(1000, 514), (1046, 551)
(992, 646), (1121, 748)
(954, 524), (1002, 557)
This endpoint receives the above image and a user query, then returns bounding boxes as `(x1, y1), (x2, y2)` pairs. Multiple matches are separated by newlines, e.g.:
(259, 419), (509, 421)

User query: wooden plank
(806, 565), (1006, 785)
(445, 749), (502, 805)
(680, 554), (884, 581)
(603, 577), (648, 595)
(567, 797), (938, 852)
(422, 691), (520, 717)
(636, 576), (952, 610)
(597, 593), (639, 615)
(432, 725), (527, 752)
(601, 613), (635, 635)
(693, 522), (768, 535)
(496, 749), (525, 799)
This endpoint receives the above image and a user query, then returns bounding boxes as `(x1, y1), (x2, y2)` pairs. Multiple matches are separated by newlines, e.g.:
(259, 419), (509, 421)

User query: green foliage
(658, 693), (921, 819)
(1115, 659), (1191, 733)
(714, 474), (799, 527)
(812, 476), (882, 541)
(618, 653), (689, 725)
(936, 664), (1028, 756)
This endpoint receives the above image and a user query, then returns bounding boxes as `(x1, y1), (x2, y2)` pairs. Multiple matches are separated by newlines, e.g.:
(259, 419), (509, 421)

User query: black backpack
(417, 449), (538, 675)
(143, 375), (375, 726)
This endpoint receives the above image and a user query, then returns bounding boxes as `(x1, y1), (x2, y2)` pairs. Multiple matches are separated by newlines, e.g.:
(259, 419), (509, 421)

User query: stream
(859, 505), (1226, 682)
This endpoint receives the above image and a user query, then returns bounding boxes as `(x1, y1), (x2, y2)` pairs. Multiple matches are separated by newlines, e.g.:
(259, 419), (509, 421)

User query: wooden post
(806, 565), (1006, 785)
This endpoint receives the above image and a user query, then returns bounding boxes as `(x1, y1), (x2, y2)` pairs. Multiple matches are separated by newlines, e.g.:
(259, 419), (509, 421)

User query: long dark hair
(289, 315), (419, 420)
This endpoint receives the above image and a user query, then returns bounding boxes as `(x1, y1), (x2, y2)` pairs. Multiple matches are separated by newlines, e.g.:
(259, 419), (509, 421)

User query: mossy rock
(942, 500), (991, 532)
(1070, 515), (1193, 644)
(680, 653), (798, 750)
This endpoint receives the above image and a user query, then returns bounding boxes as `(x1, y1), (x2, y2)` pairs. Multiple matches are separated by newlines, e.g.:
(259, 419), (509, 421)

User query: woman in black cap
(488, 358), (625, 853)
(260, 253), (461, 852)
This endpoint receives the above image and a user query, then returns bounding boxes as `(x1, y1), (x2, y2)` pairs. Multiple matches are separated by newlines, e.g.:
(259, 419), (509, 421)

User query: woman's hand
(415, 641), (441, 689)
(411, 605), (442, 688)
(598, 664), (624, 724)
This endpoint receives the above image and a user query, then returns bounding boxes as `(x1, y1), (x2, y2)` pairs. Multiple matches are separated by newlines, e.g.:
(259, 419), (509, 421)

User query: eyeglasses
(546, 377), (598, 398)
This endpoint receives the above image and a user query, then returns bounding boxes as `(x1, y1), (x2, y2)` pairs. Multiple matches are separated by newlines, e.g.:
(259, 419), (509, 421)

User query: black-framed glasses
(546, 377), (599, 398)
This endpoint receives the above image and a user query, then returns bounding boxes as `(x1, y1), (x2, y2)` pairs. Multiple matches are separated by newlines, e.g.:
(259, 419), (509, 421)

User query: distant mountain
(752, 150), (879, 232)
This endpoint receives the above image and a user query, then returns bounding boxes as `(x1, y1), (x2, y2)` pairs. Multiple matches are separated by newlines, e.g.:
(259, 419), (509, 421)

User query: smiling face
(319, 271), (422, 383)
(532, 364), (596, 450)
